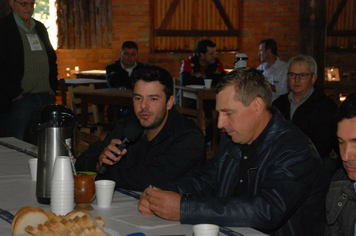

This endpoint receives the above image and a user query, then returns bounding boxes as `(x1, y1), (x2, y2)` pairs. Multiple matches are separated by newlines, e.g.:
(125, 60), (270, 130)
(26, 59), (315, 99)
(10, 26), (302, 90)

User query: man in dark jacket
(0, 1), (58, 143)
(105, 41), (147, 120)
(325, 92), (356, 235)
(139, 68), (327, 236)
(273, 54), (340, 181)
(75, 65), (206, 191)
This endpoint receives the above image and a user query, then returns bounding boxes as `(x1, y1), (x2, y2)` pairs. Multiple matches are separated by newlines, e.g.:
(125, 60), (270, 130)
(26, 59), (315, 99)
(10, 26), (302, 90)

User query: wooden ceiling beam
(327, 0), (348, 30)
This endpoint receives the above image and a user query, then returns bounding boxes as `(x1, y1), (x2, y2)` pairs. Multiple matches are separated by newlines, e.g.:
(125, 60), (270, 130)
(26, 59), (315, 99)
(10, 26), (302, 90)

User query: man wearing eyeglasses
(0, 0), (58, 145)
(273, 54), (340, 182)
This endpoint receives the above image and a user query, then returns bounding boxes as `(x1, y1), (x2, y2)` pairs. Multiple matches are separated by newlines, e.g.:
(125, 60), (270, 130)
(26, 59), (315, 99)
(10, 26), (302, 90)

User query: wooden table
(175, 85), (216, 109)
(74, 88), (133, 127)
(74, 70), (106, 80)
(58, 78), (107, 106)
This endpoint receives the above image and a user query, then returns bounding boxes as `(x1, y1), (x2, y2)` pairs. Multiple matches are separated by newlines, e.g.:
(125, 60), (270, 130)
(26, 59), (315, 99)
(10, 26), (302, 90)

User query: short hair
(196, 39), (216, 55)
(216, 67), (272, 108)
(287, 54), (317, 74)
(336, 92), (356, 123)
(121, 41), (138, 51)
(131, 65), (173, 102)
(260, 38), (278, 56)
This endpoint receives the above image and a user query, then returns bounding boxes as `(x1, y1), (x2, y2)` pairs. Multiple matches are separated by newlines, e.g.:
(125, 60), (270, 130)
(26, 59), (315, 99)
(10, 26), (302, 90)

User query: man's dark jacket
(160, 108), (327, 236)
(75, 106), (206, 191)
(0, 13), (58, 114)
(180, 54), (225, 87)
(325, 168), (356, 235)
(106, 59), (146, 89)
(273, 88), (338, 158)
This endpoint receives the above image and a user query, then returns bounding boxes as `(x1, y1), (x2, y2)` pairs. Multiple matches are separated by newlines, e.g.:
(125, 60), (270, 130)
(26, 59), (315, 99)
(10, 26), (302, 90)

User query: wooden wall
(56, 0), (300, 79)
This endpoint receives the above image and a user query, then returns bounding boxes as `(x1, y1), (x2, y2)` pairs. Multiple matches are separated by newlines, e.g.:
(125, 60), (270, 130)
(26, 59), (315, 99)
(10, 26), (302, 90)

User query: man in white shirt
(257, 38), (288, 101)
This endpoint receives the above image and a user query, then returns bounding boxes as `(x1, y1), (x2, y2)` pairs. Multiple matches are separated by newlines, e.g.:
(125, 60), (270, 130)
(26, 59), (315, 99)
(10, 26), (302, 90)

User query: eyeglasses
(287, 72), (310, 80)
(14, 0), (36, 7)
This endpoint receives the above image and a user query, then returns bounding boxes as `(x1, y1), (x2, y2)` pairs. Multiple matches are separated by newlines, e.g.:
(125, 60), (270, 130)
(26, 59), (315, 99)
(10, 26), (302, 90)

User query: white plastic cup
(28, 158), (37, 181)
(95, 180), (116, 208)
(204, 79), (213, 89)
(51, 156), (74, 181)
(193, 224), (219, 236)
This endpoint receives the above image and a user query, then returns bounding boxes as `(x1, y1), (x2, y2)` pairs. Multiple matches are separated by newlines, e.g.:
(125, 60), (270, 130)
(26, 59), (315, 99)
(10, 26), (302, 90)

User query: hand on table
(138, 187), (181, 221)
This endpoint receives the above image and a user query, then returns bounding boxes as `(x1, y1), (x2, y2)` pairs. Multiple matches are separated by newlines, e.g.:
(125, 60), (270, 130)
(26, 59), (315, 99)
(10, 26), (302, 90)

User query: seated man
(75, 65), (206, 191)
(106, 41), (147, 120)
(180, 39), (226, 87)
(179, 39), (226, 142)
(106, 41), (146, 89)
(257, 38), (288, 101)
(325, 92), (356, 235)
(138, 68), (327, 235)
(273, 54), (340, 181)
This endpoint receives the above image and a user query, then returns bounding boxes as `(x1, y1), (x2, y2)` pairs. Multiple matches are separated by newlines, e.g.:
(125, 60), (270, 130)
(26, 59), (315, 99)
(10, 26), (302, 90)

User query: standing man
(76, 65), (206, 191)
(0, 0), (58, 144)
(273, 54), (339, 181)
(139, 68), (327, 235)
(257, 38), (288, 101)
(106, 41), (147, 120)
(180, 39), (225, 87)
(325, 92), (356, 235)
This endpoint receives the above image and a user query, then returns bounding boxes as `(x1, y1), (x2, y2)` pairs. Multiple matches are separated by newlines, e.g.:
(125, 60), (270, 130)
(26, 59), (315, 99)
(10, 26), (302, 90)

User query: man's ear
(167, 95), (175, 110)
(253, 97), (264, 117)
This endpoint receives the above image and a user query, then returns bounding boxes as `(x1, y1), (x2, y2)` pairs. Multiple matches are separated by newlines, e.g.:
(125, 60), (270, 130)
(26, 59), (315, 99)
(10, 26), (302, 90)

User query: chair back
(67, 84), (102, 136)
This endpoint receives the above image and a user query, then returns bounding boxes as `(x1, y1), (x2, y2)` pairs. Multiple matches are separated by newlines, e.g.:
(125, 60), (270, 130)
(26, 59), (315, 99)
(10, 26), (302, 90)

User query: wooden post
(299, 0), (327, 90)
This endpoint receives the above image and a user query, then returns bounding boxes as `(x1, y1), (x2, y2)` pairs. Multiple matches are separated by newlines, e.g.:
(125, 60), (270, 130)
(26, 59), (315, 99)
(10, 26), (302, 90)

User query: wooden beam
(299, 0), (326, 90)
(212, 0), (234, 30)
(155, 29), (240, 37)
(327, 0), (348, 30)
(327, 30), (356, 36)
(158, 0), (180, 30)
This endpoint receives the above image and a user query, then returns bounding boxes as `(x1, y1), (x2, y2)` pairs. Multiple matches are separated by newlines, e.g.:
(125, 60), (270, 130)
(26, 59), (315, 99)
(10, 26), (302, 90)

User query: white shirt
(257, 57), (289, 101)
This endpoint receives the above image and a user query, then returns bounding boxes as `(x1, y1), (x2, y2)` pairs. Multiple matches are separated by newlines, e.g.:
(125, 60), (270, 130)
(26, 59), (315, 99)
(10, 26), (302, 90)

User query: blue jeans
(6, 92), (55, 145)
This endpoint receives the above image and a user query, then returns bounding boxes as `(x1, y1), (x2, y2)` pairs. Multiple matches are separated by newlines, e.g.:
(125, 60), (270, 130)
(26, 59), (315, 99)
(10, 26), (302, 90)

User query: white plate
(186, 85), (205, 89)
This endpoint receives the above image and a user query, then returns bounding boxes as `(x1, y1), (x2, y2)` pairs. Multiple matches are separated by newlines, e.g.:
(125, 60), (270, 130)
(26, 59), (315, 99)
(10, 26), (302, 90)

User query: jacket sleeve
(74, 121), (124, 172)
(180, 58), (204, 86)
(164, 136), (325, 233)
(98, 121), (206, 191)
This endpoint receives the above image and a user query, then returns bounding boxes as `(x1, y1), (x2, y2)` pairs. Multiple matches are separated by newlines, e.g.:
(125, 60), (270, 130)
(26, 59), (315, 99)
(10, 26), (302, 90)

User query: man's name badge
(26, 34), (43, 51)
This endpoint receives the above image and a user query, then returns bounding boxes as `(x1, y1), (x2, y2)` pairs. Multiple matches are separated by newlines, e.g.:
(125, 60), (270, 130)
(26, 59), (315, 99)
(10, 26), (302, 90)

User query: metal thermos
(36, 104), (76, 204)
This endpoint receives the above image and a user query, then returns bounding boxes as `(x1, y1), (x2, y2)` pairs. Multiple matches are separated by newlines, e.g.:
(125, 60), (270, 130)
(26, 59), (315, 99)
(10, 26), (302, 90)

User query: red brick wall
(56, 0), (300, 79)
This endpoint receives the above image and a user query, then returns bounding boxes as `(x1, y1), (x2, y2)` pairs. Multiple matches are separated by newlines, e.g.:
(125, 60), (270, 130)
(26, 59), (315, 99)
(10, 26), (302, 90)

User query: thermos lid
(39, 104), (76, 129)
(235, 52), (248, 60)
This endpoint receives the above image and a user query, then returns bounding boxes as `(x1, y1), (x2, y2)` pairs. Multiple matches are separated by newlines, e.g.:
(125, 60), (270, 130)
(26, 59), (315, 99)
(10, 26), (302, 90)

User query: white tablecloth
(0, 137), (267, 236)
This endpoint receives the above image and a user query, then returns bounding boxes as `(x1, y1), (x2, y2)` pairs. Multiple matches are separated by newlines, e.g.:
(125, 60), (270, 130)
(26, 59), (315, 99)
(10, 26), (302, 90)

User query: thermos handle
(36, 120), (55, 132)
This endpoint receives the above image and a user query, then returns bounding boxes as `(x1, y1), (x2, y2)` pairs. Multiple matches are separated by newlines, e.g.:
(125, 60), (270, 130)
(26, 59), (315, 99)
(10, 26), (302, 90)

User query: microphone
(98, 118), (143, 175)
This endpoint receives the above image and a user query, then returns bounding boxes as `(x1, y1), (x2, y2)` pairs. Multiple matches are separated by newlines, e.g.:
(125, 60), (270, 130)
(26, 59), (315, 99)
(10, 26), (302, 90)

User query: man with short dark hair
(106, 41), (147, 119)
(106, 41), (146, 89)
(325, 92), (356, 235)
(180, 39), (225, 87)
(138, 67), (327, 235)
(76, 65), (206, 191)
(257, 38), (288, 101)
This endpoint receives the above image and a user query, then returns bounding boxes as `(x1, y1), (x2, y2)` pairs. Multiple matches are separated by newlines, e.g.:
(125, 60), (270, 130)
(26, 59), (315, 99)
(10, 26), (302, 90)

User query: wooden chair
(67, 84), (103, 136)
(74, 127), (102, 157)
(175, 105), (219, 159)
